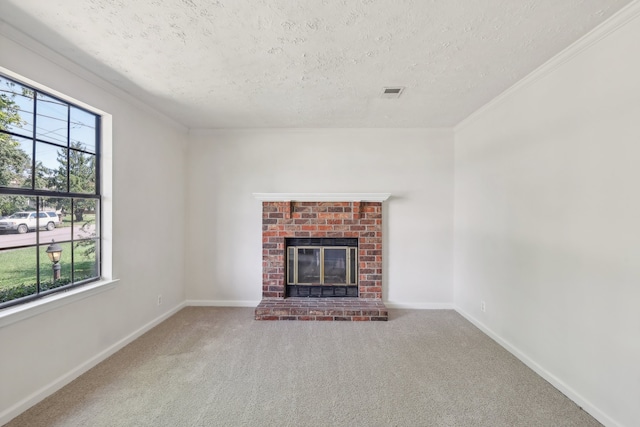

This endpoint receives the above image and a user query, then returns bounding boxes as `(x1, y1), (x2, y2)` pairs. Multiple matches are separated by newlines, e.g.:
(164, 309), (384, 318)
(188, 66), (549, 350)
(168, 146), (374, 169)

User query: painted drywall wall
(0, 30), (187, 422)
(186, 129), (454, 307)
(453, 9), (640, 427)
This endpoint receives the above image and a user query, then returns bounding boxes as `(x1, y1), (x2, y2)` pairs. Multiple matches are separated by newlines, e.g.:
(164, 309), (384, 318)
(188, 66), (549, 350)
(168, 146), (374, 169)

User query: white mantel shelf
(253, 193), (391, 202)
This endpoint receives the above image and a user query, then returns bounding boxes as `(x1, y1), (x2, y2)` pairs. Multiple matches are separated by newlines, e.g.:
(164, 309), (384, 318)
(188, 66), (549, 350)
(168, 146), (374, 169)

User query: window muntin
(0, 74), (101, 309)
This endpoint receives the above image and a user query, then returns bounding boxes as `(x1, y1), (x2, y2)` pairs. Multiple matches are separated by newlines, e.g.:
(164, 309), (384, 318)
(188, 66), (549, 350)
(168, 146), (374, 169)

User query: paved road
(0, 225), (94, 249)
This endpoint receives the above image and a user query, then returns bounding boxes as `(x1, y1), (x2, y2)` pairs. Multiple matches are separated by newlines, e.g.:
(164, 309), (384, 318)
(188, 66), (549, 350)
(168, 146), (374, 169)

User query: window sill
(0, 278), (119, 329)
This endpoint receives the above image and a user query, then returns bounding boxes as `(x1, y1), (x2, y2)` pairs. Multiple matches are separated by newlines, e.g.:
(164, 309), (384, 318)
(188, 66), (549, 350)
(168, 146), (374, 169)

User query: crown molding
(455, 0), (640, 133)
(0, 20), (188, 135)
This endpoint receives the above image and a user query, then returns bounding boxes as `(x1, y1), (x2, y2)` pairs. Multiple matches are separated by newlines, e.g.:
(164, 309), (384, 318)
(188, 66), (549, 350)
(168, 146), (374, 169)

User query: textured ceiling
(0, 0), (633, 128)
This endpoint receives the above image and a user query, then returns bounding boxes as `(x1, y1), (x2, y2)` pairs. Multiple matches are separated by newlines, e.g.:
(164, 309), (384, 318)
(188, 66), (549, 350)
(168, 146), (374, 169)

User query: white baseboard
(6, 300), (620, 427)
(186, 299), (260, 307)
(186, 300), (454, 310)
(0, 301), (186, 426)
(453, 305), (621, 427)
(385, 302), (454, 310)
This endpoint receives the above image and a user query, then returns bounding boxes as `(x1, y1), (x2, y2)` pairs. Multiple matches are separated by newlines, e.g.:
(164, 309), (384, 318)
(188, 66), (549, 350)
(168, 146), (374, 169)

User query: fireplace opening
(286, 238), (358, 298)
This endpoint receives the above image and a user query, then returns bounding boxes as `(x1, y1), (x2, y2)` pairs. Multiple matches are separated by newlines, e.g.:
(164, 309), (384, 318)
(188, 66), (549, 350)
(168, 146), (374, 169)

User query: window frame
(0, 70), (110, 312)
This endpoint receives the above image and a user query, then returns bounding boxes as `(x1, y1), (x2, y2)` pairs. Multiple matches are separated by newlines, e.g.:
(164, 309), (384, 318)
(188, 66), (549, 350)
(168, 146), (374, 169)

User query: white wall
(4, 3), (639, 426)
(0, 29), (188, 423)
(453, 8), (640, 427)
(186, 129), (454, 307)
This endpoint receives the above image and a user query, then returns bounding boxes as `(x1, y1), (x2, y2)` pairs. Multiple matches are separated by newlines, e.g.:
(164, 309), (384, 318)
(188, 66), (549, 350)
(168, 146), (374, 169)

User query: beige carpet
(6, 308), (601, 427)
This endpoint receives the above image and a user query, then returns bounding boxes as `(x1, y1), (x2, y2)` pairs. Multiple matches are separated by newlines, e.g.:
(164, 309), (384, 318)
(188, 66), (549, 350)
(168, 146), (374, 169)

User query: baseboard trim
(385, 302), (454, 310)
(3, 301), (620, 426)
(453, 306), (621, 427)
(186, 299), (260, 307)
(0, 301), (186, 426)
(185, 300), (454, 310)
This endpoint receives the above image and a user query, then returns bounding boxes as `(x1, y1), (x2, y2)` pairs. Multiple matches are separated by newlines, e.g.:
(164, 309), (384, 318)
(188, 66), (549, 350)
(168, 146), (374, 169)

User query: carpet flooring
(5, 307), (601, 427)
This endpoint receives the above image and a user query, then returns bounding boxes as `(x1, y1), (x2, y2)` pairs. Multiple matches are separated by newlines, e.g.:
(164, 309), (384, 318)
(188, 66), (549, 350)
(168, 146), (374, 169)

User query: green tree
(35, 160), (55, 190)
(53, 141), (96, 221)
(0, 85), (31, 215)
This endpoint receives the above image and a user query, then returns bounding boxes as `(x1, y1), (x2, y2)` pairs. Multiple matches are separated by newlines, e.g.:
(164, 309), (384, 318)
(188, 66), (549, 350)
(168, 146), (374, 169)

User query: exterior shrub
(0, 278), (72, 303)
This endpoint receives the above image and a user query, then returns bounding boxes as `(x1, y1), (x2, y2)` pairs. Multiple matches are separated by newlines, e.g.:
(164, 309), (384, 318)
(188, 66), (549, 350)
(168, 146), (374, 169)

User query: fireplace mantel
(253, 193), (391, 202)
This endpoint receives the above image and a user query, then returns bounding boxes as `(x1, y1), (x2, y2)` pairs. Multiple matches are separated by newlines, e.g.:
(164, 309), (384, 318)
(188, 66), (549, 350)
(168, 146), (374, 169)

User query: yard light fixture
(46, 240), (63, 281)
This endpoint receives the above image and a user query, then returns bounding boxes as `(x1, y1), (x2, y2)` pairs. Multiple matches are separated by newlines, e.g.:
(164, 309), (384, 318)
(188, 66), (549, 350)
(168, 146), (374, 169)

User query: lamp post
(46, 240), (63, 281)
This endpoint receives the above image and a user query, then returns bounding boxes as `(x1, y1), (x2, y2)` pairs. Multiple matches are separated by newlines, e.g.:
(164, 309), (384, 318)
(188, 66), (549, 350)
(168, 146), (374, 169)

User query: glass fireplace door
(287, 246), (356, 285)
(323, 248), (347, 284)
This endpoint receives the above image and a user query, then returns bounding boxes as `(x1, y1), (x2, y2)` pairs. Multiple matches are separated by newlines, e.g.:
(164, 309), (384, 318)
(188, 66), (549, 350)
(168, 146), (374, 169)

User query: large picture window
(0, 74), (101, 309)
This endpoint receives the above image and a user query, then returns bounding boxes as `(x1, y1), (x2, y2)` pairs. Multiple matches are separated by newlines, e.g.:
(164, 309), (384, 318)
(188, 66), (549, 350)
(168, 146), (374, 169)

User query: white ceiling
(0, 0), (633, 128)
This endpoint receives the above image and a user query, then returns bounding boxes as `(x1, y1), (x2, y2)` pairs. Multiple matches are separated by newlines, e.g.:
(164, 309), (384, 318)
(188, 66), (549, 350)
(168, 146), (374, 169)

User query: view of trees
(0, 77), (97, 217)
(0, 85), (30, 215)
(1, 76), (100, 303)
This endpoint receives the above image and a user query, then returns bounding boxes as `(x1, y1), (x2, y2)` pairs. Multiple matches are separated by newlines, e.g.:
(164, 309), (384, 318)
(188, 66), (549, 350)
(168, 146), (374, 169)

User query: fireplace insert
(286, 238), (358, 297)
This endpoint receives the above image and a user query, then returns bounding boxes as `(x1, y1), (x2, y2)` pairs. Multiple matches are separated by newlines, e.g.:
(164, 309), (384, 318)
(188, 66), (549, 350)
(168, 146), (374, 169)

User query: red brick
(309, 309), (327, 316)
(261, 200), (383, 306)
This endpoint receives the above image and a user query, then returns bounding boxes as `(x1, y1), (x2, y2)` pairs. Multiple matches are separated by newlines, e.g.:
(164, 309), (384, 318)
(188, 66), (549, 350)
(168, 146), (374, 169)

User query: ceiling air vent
(381, 86), (404, 99)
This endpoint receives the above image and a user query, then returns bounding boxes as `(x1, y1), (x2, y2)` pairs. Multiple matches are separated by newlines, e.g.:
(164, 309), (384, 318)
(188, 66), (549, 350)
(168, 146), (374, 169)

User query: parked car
(0, 211), (60, 234)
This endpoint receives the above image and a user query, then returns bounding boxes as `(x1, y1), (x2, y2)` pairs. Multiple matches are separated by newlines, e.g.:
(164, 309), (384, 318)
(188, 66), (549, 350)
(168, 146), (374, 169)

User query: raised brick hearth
(255, 298), (388, 321)
(254, 194), (389, 321)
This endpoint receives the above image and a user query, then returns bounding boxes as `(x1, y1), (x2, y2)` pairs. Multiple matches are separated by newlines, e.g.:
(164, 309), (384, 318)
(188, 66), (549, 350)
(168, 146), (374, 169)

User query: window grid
(0, 73), (101, 309)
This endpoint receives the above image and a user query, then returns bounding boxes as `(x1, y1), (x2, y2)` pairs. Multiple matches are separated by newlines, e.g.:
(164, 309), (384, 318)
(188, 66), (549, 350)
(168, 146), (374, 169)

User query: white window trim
(0, 67), (115, 326)
(0, 279), (119, 328)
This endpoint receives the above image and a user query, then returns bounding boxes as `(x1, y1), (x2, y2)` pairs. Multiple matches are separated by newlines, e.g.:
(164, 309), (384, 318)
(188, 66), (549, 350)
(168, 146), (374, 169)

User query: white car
(0, 211), (60, 234)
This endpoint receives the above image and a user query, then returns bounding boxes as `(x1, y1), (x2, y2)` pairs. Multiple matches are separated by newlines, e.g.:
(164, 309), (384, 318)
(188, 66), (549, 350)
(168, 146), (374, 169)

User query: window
(0, 74), (101, 309)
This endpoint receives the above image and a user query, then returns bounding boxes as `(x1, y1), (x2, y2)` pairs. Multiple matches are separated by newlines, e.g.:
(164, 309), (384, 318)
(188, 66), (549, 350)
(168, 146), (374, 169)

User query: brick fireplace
(254, 193), (390, 321)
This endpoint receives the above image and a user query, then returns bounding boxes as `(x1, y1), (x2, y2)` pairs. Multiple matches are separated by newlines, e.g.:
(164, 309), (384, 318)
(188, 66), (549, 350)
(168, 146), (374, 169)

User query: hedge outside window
(0, 74), (101, 308)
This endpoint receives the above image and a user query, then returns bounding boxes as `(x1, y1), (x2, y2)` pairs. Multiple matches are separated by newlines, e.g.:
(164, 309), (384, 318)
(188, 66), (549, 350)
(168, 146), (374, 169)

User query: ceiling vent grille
(381, 86), (404, 99)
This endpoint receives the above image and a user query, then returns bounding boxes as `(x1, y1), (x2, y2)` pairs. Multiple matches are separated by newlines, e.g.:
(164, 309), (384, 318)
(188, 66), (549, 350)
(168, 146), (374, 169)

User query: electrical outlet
(481, 300), (486, 312)
(157, 294), (162, 306)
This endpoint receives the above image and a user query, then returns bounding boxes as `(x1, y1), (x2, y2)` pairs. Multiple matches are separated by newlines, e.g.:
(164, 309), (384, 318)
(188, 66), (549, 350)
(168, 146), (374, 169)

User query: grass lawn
(0, 241), (97, 292)
(59, 213), (96, 228)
